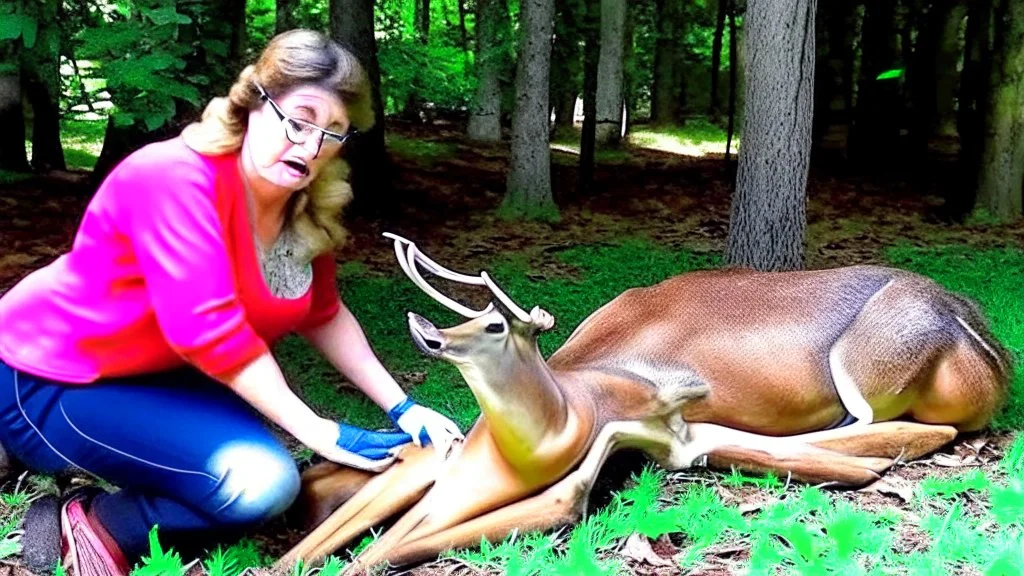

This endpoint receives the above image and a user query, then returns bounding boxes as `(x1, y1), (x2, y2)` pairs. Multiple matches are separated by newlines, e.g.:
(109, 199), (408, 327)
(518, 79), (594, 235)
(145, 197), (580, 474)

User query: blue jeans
(0, 359), (300, 563)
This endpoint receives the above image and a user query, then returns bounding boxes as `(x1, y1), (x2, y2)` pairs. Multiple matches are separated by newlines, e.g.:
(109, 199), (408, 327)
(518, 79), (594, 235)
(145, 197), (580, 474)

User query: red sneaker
(60, 492), (131, 576)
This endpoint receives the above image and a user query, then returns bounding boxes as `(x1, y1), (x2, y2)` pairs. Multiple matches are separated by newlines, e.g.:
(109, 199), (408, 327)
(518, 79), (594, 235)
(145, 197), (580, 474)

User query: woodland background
(2, 0), (1024, 574)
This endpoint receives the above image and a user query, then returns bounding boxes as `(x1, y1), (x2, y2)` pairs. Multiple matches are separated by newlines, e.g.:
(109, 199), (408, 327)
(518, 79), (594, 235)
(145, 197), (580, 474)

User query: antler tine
(384, 232), (487, 286)
(480, 271), (532, 324)
(405, 243), (494, 318)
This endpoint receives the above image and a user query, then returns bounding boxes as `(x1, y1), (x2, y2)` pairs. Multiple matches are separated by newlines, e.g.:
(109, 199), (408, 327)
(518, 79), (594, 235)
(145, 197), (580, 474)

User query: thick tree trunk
(650, 0), (680, 125)
(710, 0), (727, 118)
(577, 0), (600, 196)
(726, 0), (816, 272)
(849, 0), (900, 167)
(503, 0), (558, 219)
(0, 72), (29, 172)
(910, 0), (967, 157)
(468, 0), (505, 141)
(594, 0), (626, 145)
(330, 0), (393, 215)
(934, 0), (968, 136)
(276, 0), (298, 34)
(974, 0), (1024, 221)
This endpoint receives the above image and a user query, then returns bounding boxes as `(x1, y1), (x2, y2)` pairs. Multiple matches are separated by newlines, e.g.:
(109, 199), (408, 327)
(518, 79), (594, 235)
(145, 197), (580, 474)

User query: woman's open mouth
(282, 159), (309, 178)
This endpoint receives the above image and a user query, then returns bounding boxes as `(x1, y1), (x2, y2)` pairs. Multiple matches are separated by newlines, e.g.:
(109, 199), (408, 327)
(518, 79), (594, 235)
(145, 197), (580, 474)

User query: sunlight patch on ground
(628, 129), (737, 157)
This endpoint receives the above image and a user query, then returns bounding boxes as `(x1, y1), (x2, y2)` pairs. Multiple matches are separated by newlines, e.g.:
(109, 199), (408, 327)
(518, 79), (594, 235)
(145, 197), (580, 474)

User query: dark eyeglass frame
(254, 82), (357, 157)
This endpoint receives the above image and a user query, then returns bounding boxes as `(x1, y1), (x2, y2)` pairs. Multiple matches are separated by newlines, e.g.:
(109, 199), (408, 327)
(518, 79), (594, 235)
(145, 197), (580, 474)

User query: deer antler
(383, 233), (535, 325)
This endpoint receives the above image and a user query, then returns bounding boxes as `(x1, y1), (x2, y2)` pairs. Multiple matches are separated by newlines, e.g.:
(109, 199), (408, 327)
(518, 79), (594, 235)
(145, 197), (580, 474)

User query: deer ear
(530, 306), (555, 332)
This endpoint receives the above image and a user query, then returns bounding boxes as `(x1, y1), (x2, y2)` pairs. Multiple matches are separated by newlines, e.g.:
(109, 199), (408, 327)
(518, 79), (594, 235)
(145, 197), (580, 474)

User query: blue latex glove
(387, 398), (433, 446)
(335, 422), (413, 461)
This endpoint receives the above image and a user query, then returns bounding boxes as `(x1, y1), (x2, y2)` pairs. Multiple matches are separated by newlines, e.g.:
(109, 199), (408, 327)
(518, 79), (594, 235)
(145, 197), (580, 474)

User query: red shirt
(0, 136), (340, 383)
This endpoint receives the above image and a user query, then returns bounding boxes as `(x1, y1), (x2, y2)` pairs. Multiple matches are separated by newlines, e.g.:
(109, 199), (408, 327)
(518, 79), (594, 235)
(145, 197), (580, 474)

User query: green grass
(2, 238), (1021, 574)
(21, 118), (106, 171)
(385, 133), (457, 165)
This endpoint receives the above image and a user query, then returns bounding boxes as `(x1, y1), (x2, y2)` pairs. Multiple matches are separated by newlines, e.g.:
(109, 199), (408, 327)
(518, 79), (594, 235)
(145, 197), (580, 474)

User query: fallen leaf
(621, 533), (674, 567)
(932, 453), (970, 467)
(860, 476), (914, 503)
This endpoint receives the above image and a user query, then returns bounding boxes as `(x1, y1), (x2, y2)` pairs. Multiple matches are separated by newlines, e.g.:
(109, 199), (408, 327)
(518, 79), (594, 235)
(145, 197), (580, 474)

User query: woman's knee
(206, 439), (300, 526)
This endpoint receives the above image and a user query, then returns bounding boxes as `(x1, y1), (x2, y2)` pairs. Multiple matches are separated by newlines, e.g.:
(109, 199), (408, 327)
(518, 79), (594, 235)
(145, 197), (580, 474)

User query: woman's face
(244, 83), (352, 193)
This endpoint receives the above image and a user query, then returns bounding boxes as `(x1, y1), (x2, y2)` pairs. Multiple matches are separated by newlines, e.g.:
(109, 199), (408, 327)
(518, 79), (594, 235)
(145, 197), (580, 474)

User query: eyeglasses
(254, 82), (357, 157)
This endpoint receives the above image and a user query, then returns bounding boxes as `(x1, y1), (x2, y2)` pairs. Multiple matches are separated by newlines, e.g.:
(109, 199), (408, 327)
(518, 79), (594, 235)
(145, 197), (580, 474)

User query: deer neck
(455, 342), (571, 464)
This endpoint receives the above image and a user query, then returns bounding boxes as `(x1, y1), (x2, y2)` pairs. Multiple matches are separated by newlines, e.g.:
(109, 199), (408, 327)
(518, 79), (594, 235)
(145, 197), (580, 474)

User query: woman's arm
(299, 301), (408, 411)
(224, 351), (404, 472)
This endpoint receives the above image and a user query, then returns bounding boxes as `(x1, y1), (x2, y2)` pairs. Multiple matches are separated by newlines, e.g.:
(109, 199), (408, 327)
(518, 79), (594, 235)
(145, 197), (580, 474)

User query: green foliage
(73, 0), (233, 132)
(385, 133), (457, 164)
(131, 526), (189, 575)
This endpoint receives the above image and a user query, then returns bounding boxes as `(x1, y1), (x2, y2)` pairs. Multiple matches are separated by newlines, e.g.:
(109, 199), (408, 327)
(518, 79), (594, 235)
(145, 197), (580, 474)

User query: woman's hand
(388, 398), (464, 460)
(313, 422), (413, 473)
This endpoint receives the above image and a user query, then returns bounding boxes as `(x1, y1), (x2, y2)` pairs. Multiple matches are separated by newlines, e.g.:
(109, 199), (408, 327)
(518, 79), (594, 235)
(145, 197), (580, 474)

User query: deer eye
(485, 322), (505, 334)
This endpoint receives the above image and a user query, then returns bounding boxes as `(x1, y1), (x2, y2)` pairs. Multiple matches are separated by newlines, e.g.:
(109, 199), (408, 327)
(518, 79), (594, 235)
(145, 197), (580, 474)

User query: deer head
(384, 233), (567, 439)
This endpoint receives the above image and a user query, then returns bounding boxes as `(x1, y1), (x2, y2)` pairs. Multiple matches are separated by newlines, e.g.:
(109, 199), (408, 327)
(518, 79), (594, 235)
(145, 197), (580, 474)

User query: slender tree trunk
(934, 0), (968, 136)
(710, 0), (727, 118)
(468, 0), (506, 141)
(23, 53), (65, 171)
(949, 0), (991, 220)
(550, 0), (583, 132)
(457, 0), (470, 71)
(725, 0), (738, 162)
(276, 0), (298, 34)
(578, 0), (600, 195)
(650, 0), (679, 125)
(974, 0), (1024, 221)
(503, 0), (558, 219)
(0, 69), (29, 172)
(726, 0), (816, 271)
(812, 0), (855, 151)
(330, 0), (392, 215)
(595, 0), (626, 144)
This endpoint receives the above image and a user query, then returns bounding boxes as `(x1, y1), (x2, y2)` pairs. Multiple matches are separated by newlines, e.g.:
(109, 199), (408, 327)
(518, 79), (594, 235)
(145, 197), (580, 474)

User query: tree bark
(468, 0), (505, 141)
(650, 0), (680, 125)
(550, 0), (583, 132)
(330, 0), (393, 215)
(577, 0), (600, 196)
(974, 0), (1024, 221)
(726, 0), (816, 271)
(503, 0), (558, 219)
(276, 0), (298, 34)
(23, 53), (65, 171)
(0, 71), (29, 172)
(594, 0), (626, 145)
(812, 0), (856, 151)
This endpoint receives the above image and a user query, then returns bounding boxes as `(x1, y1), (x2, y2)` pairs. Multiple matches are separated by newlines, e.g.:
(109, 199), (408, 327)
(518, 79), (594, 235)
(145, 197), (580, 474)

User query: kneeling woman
(0, 29), (461, 576)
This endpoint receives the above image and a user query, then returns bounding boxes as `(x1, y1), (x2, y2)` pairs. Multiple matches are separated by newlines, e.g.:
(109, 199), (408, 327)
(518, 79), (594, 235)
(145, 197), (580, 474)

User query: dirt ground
(1, 123), (1023, 575)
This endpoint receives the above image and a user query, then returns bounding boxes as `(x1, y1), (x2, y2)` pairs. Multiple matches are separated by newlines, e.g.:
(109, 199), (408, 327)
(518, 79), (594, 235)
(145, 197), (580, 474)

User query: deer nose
(408, 312), (446, 354)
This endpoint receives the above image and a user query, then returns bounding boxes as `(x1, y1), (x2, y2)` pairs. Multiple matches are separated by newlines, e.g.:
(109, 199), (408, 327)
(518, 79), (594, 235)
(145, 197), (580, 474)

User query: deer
(274, 233), (1012, 575)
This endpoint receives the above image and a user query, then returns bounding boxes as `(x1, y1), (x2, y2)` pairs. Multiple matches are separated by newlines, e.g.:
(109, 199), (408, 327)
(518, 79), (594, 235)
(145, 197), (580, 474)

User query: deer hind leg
(344, 420), (677, 573)
(274, 445), (440, 571)
(681, 420), (958, 487)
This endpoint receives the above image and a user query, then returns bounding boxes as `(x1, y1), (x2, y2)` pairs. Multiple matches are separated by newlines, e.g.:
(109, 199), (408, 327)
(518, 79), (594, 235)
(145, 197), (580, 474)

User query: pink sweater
(0, 136), (341, 384)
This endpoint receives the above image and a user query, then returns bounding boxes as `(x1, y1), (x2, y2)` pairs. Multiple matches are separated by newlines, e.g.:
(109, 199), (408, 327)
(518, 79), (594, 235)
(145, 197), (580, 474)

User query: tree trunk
(710, 0), (727, 118)
(849, 0), (900, 168)
(330, 0), (393, 216)
(812, 0), (856, 151)
(594, 0), (626, 145)
(974, 0), (1024, 221)
(726, 0), (816, 272)
(276, 0), (298, 34)
(503, 0), (558, 219)
(578, 0), (600, 196)
(650, 0), (680, 125)
(23, 54), (65, 171)
(934, 0), (968, 136)
(457, 0), (470, 71)
(0, 71), (28, 172)
(468, 0), (505, 141)
(550, 0), (583, 132)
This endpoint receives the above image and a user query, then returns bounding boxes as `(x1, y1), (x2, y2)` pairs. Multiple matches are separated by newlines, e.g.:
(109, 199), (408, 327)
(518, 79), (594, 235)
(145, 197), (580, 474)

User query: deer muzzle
(407, 312), (446, 357)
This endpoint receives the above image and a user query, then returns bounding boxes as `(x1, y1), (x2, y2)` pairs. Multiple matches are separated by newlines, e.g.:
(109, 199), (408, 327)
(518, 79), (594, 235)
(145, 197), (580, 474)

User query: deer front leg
(344, 419), (676, 574)
(275, 444), (442, 571)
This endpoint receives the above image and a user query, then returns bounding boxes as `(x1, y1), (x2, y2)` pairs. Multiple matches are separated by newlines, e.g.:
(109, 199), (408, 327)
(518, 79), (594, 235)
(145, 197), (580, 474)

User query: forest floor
(1, 119), (1023, 575)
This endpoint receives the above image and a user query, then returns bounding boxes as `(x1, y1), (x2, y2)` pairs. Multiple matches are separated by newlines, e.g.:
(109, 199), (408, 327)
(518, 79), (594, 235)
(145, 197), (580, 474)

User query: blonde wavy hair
(181, 29), (375, 261)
